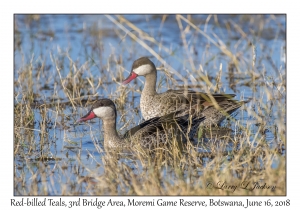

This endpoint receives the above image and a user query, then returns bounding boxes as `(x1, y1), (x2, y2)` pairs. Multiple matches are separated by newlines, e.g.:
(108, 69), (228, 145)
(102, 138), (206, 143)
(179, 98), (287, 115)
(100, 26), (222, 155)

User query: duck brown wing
(123, 116), (162, 139)
(123, 110), (205, 140)
(173, 90), (236, 104)
(123, 111), (179, 139)
(157, 91), (192, 114)
(160, 90), (236, 114)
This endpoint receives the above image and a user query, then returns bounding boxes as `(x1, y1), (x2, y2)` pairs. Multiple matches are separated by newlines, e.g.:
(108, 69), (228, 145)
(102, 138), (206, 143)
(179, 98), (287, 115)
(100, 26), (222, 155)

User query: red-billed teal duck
(77, 99), (206, 149)
(123, 57), (247, 126)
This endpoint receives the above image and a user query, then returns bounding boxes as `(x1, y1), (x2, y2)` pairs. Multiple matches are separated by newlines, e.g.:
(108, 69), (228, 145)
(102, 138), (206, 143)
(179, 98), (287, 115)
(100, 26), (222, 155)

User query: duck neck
(102, 118), (123, 147)
(143, 70), (157, 96)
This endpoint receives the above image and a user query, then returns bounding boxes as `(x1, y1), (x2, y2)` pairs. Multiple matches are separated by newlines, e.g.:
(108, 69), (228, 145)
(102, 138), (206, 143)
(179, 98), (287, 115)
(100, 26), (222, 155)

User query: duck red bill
(122, 72), (138, 84)
(77, 110), (96, 122)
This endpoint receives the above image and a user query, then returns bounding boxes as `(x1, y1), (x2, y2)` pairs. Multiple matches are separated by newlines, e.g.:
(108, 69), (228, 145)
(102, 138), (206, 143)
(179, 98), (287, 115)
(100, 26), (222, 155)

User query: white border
(2, 0), (297, 209)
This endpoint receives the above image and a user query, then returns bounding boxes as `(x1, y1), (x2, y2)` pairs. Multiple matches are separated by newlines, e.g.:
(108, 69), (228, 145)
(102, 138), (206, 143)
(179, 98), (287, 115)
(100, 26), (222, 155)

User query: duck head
(77, 99), (116, 122)
(122, 57), (156, 84)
